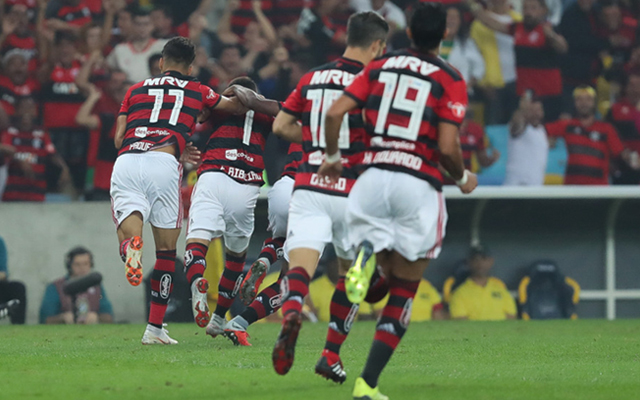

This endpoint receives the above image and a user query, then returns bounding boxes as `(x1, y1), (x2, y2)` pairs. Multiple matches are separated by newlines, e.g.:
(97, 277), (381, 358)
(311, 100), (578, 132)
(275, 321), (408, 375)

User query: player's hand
(181, 142), (201, 166)
(318, 160), (342, 185)
(229, 95), (249, 115)
(62, 312), (75, 324)
(458, 171), (478, 194)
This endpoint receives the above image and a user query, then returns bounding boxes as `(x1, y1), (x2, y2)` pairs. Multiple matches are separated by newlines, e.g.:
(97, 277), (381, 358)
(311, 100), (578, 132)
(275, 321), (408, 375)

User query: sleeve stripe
(439, 118), (462, 127)
(343, 91), (365, 107)
(281, 106), (301, 118)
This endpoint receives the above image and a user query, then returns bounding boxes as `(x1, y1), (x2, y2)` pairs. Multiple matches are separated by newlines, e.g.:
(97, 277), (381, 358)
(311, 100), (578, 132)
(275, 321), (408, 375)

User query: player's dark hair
(410, 3), (447, 52)
(162, 37), (196, 67)
(346, 11), (389, 49)
(148, 53), (162, 72)
(228, 76), (258, 92)
(65, 246), (94, 273)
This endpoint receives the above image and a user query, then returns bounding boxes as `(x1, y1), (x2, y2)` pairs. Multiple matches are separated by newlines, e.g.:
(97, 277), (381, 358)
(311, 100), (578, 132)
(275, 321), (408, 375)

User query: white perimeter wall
(0, 202), (188, 324)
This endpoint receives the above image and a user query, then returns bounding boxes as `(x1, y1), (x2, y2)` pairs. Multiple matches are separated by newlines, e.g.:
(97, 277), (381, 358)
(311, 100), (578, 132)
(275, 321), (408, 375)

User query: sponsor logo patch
(160, 274), (172, 299)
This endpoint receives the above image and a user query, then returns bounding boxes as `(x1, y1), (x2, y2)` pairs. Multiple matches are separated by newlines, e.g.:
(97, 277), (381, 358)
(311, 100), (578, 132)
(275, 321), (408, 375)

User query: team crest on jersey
(207, 89), (216, 99)
(448, 102), (466, 119)
(590, 131), (601, 142)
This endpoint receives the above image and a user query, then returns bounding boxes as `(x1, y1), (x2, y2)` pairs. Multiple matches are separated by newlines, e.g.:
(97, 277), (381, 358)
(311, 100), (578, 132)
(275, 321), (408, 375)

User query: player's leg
(110, 154), (150, 287)
(273, 190), (332, 375)
(183, 172), (226, 329)
(239, 176), (293, 305)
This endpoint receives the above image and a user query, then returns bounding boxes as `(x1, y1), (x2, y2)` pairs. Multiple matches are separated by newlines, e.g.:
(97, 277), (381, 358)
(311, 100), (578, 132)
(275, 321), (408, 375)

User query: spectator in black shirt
(296, 0), (347, 65)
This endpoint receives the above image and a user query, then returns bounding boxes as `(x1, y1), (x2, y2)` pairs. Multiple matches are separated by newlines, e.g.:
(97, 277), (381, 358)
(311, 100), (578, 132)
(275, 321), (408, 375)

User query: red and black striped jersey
(2, 36), (38, 73)
(344, 48), (468, 191)
(118, 71), (221, 158)
(281, 142), (302, 179)
(197, 109), (273, 185)
(270, 0), (307, 27)
(281, 56), (367, 196)
(606, 98), (640, 153)
(545, 119), (624, 185)
(0, 126), (55, 202)
(0, 75), (40, 116)
(42, 61), (83, 130)
(45, 0), (92, 27)
(231, 0), (273, 36)
(460, 120), (486, 170)
(510, 23), (562, 97)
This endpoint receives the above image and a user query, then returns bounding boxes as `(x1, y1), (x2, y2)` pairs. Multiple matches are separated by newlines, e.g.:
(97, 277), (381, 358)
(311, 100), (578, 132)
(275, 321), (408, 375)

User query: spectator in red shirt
(44, 0), (92, 33)
(0, 4), (39, 73)
(546, 86), (640, 185)
(597, 0), (636, 61)
(607, 73), (640, 184)
(0, 50), (40, 116)
(0, 96), (70, 201)
(75, 73), (128, 201)
(471, 0), (568, 121)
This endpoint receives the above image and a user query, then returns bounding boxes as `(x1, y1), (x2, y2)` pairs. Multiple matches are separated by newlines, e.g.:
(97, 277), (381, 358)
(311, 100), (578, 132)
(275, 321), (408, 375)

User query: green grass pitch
(1, 320), (639, 400)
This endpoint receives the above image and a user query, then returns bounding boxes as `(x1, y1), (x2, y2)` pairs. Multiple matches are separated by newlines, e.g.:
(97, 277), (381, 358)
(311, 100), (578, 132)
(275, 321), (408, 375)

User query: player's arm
(318, 95), (359, 183)
(226, 84), (281, 117)
(468, 1), (510, 34)
(439, 123), (477, 193)
(212, 95), (247, 115)
(273, 111), (303, 143)
(114, 115), (127, 149)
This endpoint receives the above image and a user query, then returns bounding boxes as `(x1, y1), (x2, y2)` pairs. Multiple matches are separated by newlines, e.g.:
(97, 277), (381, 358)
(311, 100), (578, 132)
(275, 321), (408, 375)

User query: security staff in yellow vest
(450, 246), (516, 320)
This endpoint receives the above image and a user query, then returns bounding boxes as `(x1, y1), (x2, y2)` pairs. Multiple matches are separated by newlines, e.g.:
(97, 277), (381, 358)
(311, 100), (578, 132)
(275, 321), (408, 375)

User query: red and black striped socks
(148, 250), (176, 328)
(257, 237), (285, 266)
(280, 267), (310, 316)
(324, 277), (359, 357)
(361, 276), (419, 388)
(184, 242), (208, 285)
(240, 279), (282, 325)
(213, 253), (246, 318)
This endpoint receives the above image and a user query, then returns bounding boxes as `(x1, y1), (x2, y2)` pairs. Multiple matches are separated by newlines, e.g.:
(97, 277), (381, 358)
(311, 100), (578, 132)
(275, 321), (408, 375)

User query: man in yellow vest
(450, 246), (516, 320)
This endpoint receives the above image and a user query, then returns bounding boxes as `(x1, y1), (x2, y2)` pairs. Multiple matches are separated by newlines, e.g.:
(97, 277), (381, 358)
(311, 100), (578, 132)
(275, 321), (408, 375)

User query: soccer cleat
(206, 313), (226, 338)
(191, 277), (210, 328)
(272, 312), (302, 375)
(125, 236), (144, 286)
(239, 258), (268, 305)
(141, 324), (178, 345)
(352, 377), (388, 400)
(224, 318), (252, 346)
(315, 350), (347, 384)
(345, 240), (377, 304)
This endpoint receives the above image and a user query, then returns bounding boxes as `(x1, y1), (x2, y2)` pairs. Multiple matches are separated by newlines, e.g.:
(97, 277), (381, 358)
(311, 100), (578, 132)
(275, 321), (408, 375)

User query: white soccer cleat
(206, 313), (226, 338)
(141, 324), (178, 345)
(191, 277), (211, 328)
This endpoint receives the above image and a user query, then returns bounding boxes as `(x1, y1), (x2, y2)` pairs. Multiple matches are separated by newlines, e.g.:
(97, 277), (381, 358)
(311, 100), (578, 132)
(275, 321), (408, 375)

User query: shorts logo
(399, 298), (413, 328)
(116, 210), (123, 218)
(160, 274), (172, 299)
(226, 149), (238, 161)
(135, 127), (148, 138)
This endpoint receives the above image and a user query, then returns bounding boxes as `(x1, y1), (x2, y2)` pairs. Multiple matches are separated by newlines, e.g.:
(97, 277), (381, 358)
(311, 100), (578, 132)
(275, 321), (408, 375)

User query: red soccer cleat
(239, 259), (268, 305)
(272, 312), (302, 375)
(224, 329), (252, 346)
(125, 236), (144, 286)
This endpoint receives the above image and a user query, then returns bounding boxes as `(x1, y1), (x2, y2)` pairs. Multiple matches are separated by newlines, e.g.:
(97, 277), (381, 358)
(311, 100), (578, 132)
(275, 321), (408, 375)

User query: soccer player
(223, 142), (302, 346)
(111, 37), (244, 345)
(270, 11), (390, 380)
(181, 77), (282, 335)
(319, 4), (478, 398)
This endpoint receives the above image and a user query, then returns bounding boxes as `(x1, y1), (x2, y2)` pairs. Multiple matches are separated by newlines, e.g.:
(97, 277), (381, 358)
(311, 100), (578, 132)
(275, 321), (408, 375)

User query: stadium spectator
(442, 5), (485, 93)
(39, 246), (113, 324)
(505, 94), (548, 186)
(270, 0), (307, 30)
(449, 246), (517, 321)
(349, 0), (407, 31)
(0, 235), (27, 324)
(558, 0), (609, 111)
(297, 0), (347, 65)
(39, 31), (86, 196)
(470, 0), (521, 124)
(471, 0), (568, 121)
(546, 86), (640, 185)
(0, 50), (40, 117)
(44, 0), (93, 33)
(210, 44), (246, 91)
(0, 4), (39, 74)
(607, 73), (640, 184)
(512, 0), (562, 26)
(0, 96), (70, 201)
(359, 279), (447, 321)
(112, 2), (135, 44)
(106, 8), (167, 83)
(75, 74), (129, 201)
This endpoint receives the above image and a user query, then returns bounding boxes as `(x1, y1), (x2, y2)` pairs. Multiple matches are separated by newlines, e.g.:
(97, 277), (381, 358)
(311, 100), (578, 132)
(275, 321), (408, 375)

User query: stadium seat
(518, 260), (580, 320)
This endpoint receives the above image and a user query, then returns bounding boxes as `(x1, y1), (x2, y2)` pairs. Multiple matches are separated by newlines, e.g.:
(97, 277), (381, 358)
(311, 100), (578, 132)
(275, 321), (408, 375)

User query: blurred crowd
(0, 0), (640, 203)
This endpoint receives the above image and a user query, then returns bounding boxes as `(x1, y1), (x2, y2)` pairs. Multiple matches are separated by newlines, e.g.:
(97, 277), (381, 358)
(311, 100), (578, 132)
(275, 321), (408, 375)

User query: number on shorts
(243, 110), (254, 146)
(306, 89), (350, 149)
(148, 89), (185, 126)
(374, 72), (431, 141)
